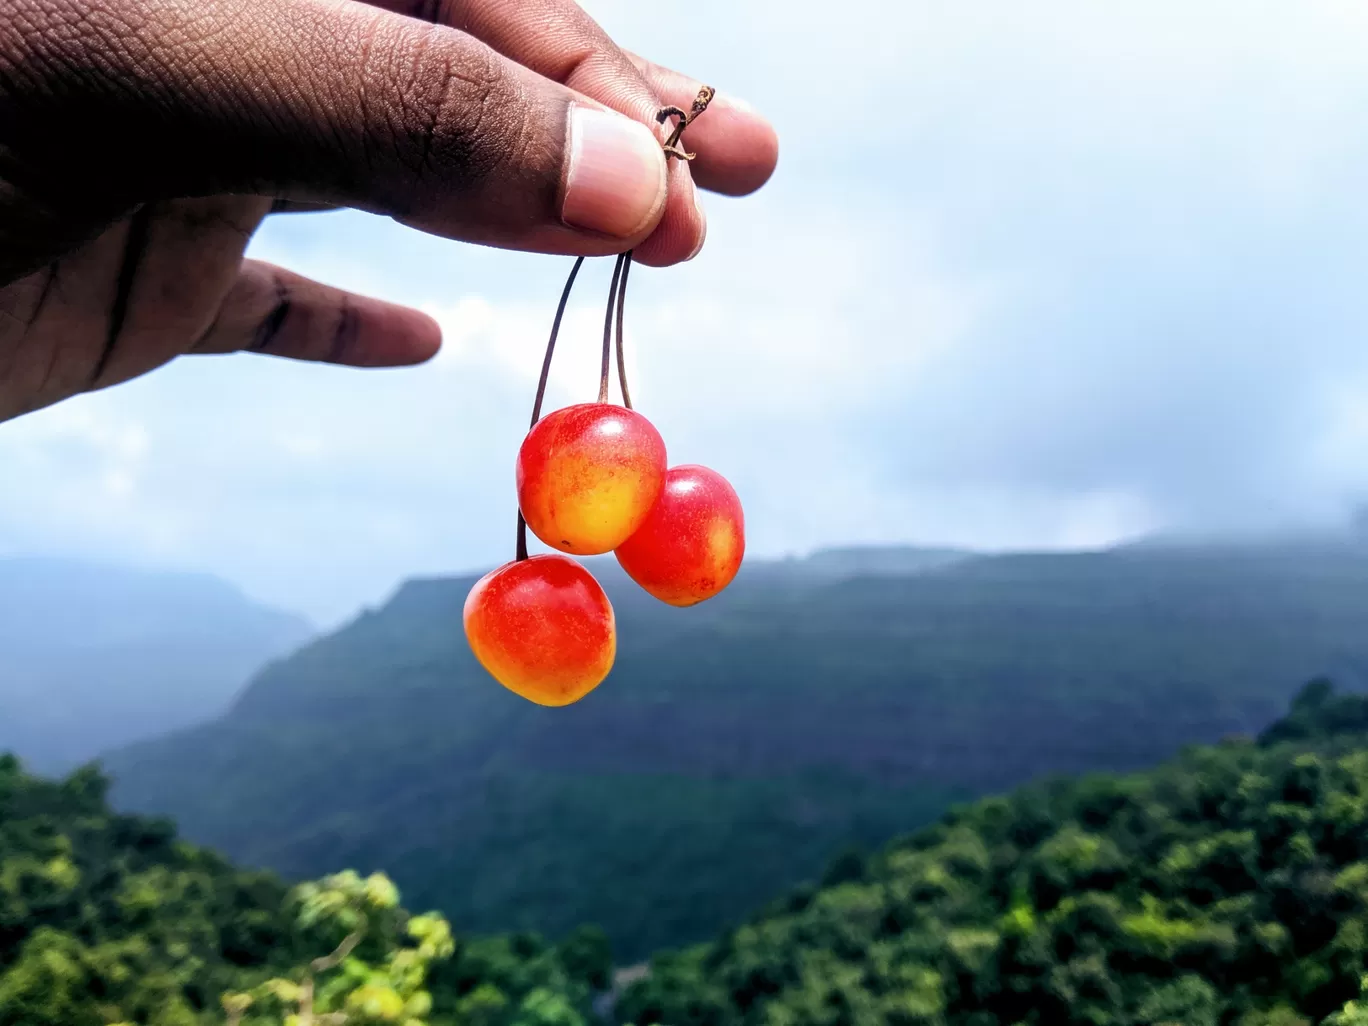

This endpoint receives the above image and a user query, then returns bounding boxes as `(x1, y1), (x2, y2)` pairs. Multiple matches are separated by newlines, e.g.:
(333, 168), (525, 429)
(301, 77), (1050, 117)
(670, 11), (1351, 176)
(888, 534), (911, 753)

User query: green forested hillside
(620, 680), (1368, 1026)
(106, 542), (1368, 957)
(0, 754), (610, 1026)
(16, 684), (1368, 1023)
(0, 753), (299, 1024)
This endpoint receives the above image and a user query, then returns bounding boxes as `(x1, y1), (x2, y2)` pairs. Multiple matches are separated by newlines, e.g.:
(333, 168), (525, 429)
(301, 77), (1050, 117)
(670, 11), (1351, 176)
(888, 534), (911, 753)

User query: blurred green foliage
(0, 756), (610, 1025)
(0, 754), (297, 1025)
(219, 869), (455, 1026)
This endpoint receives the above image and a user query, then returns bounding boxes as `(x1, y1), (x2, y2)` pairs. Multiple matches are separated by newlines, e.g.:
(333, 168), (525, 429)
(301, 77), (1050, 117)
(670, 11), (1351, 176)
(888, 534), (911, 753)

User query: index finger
(359, 0), (777, 263)
(626, 51), (779, 197)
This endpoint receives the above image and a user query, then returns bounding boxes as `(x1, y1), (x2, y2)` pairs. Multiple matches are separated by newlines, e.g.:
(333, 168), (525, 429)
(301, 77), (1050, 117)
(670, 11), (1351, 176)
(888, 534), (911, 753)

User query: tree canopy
(620, 682), (1368, 1026)
(0, 755), (608, 1026)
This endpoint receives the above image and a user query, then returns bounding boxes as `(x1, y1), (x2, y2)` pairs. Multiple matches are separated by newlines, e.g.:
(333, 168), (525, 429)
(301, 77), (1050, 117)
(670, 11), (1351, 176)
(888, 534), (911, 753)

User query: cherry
(463, 553), (615, 706)
(615, 465), (744, 607)
(517, 403), (667, 556)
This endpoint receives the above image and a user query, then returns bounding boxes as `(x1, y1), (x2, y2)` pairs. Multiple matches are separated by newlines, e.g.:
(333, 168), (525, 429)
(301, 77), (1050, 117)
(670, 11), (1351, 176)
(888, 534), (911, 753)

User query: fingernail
(563, 106), (667, 238)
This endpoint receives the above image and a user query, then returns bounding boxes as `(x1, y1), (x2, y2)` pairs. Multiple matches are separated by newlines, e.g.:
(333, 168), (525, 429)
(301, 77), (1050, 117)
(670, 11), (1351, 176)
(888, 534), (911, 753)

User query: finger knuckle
(386, 27), (549, 209)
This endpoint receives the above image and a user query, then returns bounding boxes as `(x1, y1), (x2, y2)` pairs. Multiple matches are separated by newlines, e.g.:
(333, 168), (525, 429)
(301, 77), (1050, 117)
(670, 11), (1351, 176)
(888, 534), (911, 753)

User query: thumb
(2, 0), (670, 259)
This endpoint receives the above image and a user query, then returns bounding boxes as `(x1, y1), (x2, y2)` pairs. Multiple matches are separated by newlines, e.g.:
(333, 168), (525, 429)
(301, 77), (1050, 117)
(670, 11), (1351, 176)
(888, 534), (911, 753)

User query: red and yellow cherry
(517, 403), (667, 556)
(463, 554), (616, 706)
(615, 465), (744, 607)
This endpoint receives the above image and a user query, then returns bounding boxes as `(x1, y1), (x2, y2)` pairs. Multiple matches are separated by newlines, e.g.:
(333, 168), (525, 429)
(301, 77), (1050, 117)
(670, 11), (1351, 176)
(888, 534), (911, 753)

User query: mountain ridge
(105, 539), (1368, 958)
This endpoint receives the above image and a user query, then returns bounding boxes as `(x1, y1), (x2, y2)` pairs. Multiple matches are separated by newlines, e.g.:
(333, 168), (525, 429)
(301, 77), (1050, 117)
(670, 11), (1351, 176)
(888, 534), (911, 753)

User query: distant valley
(0, 557), (313, 774)
(102, 539), (1368, 958)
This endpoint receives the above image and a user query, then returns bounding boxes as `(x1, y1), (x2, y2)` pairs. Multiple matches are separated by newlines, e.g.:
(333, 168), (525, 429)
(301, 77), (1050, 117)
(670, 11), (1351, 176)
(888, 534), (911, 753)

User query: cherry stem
(598, 253), (626, 403)
(513, 89), (713, 560)
(615, 251), (633, 410)
(530, 256), (584, 429)
(518, 255), (585, 561)
(656, 85), (716, 161)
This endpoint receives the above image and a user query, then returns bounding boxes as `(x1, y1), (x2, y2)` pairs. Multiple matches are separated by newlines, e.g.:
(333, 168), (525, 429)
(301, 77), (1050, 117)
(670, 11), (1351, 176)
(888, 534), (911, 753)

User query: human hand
(0, 0), (778, 422)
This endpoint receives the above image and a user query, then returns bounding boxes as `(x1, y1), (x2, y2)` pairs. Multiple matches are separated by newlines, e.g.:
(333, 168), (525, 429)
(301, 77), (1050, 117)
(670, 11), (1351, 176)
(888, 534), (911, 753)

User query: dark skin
(0, 0), (779, 423)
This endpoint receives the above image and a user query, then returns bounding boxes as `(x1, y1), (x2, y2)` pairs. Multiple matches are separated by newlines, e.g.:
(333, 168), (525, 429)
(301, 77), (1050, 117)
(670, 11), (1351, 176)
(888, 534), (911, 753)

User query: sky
(6, 1), (1368, 626)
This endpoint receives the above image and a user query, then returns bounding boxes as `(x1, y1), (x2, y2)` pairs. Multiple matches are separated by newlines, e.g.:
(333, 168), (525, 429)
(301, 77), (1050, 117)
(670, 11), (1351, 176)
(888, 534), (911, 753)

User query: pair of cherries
(464, 400), (744, 707)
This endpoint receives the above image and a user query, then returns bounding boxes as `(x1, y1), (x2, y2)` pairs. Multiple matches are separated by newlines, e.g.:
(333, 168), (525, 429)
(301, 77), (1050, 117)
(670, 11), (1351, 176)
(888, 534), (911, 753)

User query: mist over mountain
(776, 545), (975, 577)
(0, 558), (313, 774)
(104, 540), (1368, 958)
